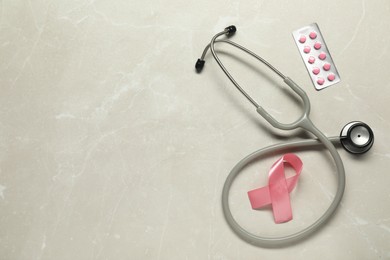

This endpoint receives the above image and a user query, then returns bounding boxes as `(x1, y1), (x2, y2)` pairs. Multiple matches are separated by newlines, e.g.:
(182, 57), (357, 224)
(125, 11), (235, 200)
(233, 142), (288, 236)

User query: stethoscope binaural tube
(196, 26), (347, 247)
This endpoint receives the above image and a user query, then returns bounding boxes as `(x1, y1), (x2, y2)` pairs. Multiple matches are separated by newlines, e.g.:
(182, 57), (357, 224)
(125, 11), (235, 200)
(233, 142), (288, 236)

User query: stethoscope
(195, 25), (374, 247)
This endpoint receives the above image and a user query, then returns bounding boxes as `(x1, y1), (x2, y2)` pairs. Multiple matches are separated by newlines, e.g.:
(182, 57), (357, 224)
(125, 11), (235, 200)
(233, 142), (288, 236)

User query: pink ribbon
(247, 153), (303, 224)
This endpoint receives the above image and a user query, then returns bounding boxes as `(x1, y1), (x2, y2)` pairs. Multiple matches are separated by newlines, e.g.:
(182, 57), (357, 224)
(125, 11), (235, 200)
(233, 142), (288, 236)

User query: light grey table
(1, 0), (389, 259)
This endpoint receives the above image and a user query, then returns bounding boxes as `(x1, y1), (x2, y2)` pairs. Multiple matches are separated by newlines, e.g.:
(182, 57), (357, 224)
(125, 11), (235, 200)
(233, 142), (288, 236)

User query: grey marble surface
(1, 0), (390, 259)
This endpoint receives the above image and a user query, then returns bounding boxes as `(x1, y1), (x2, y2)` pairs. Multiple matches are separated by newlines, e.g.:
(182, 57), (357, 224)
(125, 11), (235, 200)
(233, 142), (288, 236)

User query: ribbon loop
(247, 153), (303, 223)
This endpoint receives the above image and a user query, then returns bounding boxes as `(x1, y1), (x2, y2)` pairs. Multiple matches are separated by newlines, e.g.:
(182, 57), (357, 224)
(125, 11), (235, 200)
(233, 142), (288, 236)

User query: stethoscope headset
(195, 25), (374, 247)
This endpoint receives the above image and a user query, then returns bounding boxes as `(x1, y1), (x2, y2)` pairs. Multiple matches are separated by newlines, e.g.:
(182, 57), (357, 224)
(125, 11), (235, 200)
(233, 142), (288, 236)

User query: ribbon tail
(269, 181), (293, 223)
(247, 186), (271, 209)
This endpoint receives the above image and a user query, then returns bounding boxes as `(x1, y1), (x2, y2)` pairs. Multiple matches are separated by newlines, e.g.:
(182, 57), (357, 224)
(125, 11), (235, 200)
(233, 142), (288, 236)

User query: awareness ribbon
(247, 153), (303, 224)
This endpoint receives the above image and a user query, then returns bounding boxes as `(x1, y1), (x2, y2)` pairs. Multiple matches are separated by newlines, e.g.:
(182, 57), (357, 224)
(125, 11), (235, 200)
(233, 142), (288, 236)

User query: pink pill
(312, 67), (320, 75)
(323, 63), (331, 71)
(327, 73), (335, 81)
(318, 52), (326, 60)
(299, 36), (306, 43)
(317, 78), (325, 85)
(303, 46), (311, 53)
(314, 42), (321, 50)
(308, 56), (315, 64)
(309, 32), (317, 39)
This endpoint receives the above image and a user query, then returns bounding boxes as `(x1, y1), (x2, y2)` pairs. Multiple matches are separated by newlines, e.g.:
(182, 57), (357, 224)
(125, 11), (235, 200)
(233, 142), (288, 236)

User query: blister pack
(292, 23), (340, 90)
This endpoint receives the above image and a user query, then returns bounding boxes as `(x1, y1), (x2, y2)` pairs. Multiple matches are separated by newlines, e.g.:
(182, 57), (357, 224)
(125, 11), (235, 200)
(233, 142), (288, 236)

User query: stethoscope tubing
(222, 136), (344, 247)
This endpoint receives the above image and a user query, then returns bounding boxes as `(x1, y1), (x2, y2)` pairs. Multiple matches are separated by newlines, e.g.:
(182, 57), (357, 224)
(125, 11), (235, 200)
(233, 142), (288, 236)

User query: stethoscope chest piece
(340, 121), (374, 154)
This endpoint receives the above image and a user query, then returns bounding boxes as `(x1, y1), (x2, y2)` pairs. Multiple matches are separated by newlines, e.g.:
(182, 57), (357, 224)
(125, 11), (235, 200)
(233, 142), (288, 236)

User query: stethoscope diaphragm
(340, 121), (374, 154)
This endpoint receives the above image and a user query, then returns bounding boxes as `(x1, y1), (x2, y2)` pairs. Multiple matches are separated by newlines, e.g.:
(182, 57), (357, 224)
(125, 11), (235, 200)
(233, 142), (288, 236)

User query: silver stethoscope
(195, 25), (374, 247)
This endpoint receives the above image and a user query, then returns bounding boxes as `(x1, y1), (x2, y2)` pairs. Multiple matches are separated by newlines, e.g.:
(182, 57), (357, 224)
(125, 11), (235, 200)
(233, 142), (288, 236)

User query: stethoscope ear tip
(224, 25), (237, 37)
(195, 59), (205, 73)
(340, 121), (374, 154)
